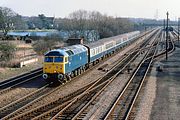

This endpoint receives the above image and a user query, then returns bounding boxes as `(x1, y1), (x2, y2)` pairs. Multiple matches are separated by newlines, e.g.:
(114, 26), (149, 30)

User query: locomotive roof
(63, 44), (88, 55)
(45, 44), (87, 56)
(45, 49), (69, 56)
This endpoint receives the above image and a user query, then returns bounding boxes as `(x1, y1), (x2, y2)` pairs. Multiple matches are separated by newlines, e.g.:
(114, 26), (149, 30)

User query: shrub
(32, 39), (56, 55)
(0, 42), (16, 62)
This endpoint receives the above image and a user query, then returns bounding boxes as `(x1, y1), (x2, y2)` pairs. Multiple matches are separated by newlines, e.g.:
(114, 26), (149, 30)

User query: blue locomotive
(43, 31), (140, 82)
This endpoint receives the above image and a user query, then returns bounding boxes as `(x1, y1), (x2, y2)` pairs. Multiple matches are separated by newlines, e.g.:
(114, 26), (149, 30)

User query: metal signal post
(164, 19), (165, 39)
(166, 12), (169, 60)
(178, 18), (180, 42)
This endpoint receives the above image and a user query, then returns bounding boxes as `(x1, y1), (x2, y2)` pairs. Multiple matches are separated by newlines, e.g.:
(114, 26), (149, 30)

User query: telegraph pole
(166, 12), (169, 60)
(145, 26), (147, 39)
(164, 19), (166, 39)
(178, 18), (179, 42)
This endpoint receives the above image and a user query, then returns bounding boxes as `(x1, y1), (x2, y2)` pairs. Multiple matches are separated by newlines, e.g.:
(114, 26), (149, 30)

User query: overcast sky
(0, 0), (180, 20)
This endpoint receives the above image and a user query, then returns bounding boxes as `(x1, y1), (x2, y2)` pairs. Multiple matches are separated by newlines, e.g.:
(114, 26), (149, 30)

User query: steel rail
(0, 74), (42, 95)
(0, 68), (42, 89)
(124, 32), (161, 120)
(0, 84), (50, 118)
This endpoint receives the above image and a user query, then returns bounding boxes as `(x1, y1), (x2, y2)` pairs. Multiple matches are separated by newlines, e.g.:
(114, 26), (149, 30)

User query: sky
(0, 0), (180, 20)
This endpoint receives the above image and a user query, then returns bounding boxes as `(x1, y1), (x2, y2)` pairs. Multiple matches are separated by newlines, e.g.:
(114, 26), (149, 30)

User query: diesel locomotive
(43, 31), (140, 83)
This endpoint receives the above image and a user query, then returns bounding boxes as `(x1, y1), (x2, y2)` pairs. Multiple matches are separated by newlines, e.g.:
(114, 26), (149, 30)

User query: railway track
(1, 33), (140, 119)
(3, 81), (97, 120)
(103, 31), (160, 120)
(154, 31), (175, 60)
(0, 74), (43, 96)
(103, 30), (175, 120)
(66, 29), (161, 120)
(5, 48), (140, 120)
(0, 68), (42, 92)
(0, 28), (158, 120)
(0, 44), (129, 119)
(25, 53), (141, 119)
(124, 30), (175, 120)
(0, 68), (47, 116)
(0, 84), (53, 118)
(22, 29), (159, 120)
(1, 39), (132, 120)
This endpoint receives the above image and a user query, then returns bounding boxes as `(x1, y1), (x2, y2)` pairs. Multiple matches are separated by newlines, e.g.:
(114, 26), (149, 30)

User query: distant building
(66, 38), (84, 46)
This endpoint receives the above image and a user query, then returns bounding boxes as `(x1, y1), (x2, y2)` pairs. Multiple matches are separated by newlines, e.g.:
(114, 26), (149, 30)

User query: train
(42, 31), (140, 83)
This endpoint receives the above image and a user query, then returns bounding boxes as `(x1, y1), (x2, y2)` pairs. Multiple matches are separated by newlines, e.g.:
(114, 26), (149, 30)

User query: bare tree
(68, 10), (88, 37)
(13, 14), (28, 30)
(54, 10), (135, 41)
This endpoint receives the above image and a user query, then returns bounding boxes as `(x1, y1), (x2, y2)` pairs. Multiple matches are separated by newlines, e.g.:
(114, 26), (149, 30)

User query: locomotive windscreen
(44, 57), (53, 62)
(44, 56), (64, 62)
(54, 57), (63, 62)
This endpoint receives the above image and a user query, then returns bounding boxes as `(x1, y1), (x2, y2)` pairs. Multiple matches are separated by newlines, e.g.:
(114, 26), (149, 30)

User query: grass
(0, 56), (43, 81)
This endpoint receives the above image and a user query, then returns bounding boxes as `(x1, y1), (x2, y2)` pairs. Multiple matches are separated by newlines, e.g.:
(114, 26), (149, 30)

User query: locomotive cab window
(44, 57), (53, 62)
(54, 57), (63, 62)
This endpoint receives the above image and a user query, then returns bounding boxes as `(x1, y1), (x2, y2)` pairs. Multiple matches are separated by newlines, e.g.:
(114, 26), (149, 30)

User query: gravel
(135, 41), (180, 120)
(83, 44), (149, 119)
(135, 66), (157, 120)
(84, 74), (131, 120)
(0, 77), (46, 108)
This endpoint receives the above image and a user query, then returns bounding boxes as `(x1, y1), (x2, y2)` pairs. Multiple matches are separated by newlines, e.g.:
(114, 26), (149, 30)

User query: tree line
(0, 7), (137, 40)
(54, 10), (135, 40)
(1, 6), (177, 39)
(0, 7), (54, 36)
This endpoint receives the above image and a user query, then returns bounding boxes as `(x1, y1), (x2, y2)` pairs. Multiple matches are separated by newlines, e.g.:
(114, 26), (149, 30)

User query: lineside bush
(32, 39), (56, 55)
(0, 42), (16, 62)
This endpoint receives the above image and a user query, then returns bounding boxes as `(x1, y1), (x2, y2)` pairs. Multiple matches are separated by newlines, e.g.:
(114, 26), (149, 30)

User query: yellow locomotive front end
(43, 56), (65, 74)
(42, 49), (69, 82)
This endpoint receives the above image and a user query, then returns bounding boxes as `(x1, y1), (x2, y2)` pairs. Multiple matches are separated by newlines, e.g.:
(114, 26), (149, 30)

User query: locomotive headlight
(58, 74), (64, 79)
(42, 74), (48, 79)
